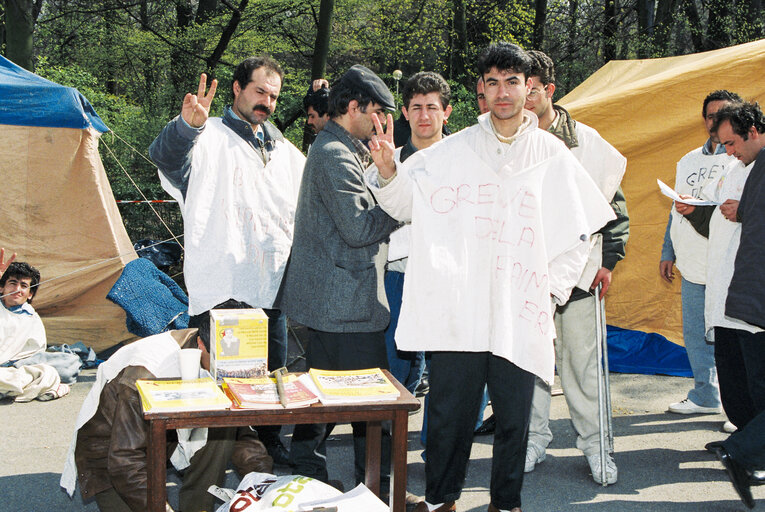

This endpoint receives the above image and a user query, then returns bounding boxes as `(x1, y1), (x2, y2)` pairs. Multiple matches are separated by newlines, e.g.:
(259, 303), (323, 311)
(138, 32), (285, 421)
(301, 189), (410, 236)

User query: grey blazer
(279, 121), (400, 333)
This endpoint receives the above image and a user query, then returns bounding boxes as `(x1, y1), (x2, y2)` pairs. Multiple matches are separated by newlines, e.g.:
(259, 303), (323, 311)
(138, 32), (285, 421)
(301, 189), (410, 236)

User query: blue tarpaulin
(0, 55), (108, 132)
(607, 325), (692, 377)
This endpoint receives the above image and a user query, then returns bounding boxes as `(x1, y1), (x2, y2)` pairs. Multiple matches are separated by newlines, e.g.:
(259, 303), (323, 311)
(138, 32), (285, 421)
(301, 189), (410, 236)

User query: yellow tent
(0, 56), (136, 352)
(560, 38), (765, 344)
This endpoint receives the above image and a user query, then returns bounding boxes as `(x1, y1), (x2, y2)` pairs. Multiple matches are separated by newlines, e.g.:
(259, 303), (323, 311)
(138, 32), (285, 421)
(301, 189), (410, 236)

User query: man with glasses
(522, 50), (629, 484)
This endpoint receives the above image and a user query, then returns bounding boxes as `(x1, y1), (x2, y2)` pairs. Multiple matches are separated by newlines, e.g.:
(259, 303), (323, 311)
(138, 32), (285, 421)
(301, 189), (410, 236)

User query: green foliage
(14, 0), (762, 243)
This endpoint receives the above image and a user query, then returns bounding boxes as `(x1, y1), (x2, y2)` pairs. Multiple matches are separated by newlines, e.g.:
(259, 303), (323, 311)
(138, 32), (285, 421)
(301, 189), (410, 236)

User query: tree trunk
(304, 0), (335, 152)
(653, 0), (678, 52)
(706, 0), (731, 49)
(450, 0), (467, 78)
(681, 0), (705, 51)
(205, 0), (248, 73)
(533, 0), (547, 49)
(196, 0), (218, 26)
(4, 0), (35, 70)
(311, 0), (334, 80)
(603, 0), (617, 62)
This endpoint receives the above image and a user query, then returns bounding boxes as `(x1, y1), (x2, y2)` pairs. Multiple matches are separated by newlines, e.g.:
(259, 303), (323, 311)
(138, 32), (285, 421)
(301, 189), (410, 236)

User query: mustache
(253, 105), (271, 114)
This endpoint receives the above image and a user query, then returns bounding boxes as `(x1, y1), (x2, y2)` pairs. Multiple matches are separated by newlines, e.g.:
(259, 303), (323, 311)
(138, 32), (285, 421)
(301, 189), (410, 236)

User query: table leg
(364, 420), (382, 497)
(147, 419), (167, 512)
(391, 410), (408, 512)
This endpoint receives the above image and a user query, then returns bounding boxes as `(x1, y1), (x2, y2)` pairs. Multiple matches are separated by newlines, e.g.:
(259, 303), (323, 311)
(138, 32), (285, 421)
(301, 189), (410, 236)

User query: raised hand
(312, 78), (329, 91)
(368, 113), (396, 178)
(182, 73), (218, 128)
(0, 248), (17, 276)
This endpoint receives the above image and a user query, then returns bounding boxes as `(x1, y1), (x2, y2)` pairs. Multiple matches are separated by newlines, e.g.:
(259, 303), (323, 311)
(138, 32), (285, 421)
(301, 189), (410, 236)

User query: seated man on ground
(0, 250), (69, 402)
(60, 326), (271, 512)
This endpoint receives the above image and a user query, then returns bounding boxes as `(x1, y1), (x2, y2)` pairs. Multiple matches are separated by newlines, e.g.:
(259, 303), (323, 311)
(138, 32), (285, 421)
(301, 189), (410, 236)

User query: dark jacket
(726, 147), (765, 328)
(279, 120), (399, 332)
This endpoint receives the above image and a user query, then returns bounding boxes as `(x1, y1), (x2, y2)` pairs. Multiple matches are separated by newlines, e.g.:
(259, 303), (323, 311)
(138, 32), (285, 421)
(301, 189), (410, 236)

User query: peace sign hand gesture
(0, 248), (17, 277)
(368, 113), (397, 179)
(182, 73), (218, 128)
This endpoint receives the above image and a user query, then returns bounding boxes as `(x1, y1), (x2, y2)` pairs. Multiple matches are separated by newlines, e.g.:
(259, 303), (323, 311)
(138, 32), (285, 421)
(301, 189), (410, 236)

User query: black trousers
(425, 351), (535, 510)
(714, 327), (765, 430)
(725, 407), (765, 470)
(289, 329), (391, 489)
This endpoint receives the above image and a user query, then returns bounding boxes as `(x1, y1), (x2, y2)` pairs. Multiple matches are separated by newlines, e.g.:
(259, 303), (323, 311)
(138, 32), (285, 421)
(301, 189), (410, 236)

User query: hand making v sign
(368, 113), (397, 179)
(182, 73), (218, 129)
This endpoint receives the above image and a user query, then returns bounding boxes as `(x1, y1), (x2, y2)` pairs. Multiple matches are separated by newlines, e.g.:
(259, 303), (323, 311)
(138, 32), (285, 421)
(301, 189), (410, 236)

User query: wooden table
(144, 370), (420, 512)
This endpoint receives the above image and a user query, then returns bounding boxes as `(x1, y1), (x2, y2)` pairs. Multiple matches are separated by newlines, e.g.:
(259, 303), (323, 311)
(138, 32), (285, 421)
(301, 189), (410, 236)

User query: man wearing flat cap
(279, 65), (400, 493)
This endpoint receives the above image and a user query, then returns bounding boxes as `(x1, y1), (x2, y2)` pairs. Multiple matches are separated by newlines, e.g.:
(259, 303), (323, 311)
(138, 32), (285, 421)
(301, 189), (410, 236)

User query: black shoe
(715, 446), (755, 509)
(474, 414), (496, 436)
(751, 469), (765, 486)
(415, 377), (429, 397)
(705, 440), (724, 453)
(265, 438), (290, 467)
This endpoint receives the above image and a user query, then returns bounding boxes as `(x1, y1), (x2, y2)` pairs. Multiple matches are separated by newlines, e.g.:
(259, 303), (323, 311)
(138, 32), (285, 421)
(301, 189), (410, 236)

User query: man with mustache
(149, 55), (306, 466)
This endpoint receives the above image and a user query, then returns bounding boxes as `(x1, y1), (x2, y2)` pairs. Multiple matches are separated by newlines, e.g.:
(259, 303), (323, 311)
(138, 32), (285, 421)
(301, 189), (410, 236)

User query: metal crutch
(594, 283), (614, 486)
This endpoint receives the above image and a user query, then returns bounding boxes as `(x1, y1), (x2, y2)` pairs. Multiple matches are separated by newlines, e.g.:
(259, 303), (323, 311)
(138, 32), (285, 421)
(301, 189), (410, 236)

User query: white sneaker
(586, 453), (618, 484)
(722, 420), (737, 433)
(668, 399), (722, 415)
(524, 441), (546, 473)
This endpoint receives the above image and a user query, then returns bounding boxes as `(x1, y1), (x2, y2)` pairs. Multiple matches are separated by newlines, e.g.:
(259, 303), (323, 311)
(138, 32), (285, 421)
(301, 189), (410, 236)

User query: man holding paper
(659, 90), (741, 418)
(367, 42), (615, 512)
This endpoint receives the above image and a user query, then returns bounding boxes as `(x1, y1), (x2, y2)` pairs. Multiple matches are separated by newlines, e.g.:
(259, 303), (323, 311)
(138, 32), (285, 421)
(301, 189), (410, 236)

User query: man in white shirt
(149, 55), (306, 465)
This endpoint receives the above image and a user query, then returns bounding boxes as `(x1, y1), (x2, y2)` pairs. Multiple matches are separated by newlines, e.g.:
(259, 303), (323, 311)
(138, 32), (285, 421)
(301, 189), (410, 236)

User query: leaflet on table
(136, 377), (231, 413)
(657, 179), (719, 205)
(308, 368), (400, 404)
(223, 374), (319, 409)
(209, 309), (269, 384)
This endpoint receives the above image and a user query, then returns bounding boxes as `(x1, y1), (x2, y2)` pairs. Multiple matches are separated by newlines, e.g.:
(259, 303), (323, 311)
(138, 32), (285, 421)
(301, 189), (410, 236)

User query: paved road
(0, 370), (759, 511)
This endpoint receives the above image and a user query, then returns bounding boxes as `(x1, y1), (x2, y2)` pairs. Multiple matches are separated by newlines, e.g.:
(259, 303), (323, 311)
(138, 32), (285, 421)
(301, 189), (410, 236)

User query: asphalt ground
(1, 366), (761, 511)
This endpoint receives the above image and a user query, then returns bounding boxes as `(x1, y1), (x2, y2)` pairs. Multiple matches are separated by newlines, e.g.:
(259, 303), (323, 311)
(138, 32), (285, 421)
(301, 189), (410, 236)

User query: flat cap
(339, 64), (396, 111)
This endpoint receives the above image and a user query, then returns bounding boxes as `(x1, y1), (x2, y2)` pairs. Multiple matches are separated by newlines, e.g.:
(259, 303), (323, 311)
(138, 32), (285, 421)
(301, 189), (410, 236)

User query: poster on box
(209, 309), (268, 383)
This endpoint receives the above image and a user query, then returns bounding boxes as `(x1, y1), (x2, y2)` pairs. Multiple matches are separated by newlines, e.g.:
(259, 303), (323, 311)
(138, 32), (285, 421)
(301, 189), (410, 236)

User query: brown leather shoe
(413, 501), (456, 512)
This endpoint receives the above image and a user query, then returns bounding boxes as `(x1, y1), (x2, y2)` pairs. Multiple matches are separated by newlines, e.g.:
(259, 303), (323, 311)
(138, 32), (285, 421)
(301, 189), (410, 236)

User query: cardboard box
(209, 308), (268, 384)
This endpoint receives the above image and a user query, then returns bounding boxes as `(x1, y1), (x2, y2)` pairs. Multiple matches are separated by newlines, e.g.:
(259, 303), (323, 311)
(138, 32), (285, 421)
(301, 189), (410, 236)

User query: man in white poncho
(149, 56), (306, 464)
(0, 255), (67, 402)
(366, 43), (615, 512)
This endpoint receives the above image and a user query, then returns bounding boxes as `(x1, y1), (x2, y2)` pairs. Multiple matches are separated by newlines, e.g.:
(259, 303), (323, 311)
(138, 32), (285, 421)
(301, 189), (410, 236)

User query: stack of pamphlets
(223, 374), (319, 409)
(136, 377), (231, 413)
(209, 308), (269, 384)
(308, 368), (400, 405)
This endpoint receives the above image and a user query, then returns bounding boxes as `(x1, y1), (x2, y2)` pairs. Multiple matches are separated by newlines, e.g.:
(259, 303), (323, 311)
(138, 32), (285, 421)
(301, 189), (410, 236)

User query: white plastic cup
(179, 348), (202, 380)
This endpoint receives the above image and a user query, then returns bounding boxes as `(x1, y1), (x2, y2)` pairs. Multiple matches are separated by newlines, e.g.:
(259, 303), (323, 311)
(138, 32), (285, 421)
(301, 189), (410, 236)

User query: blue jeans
(681, 278), (720, 408)
(384, 271), (425, 394)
